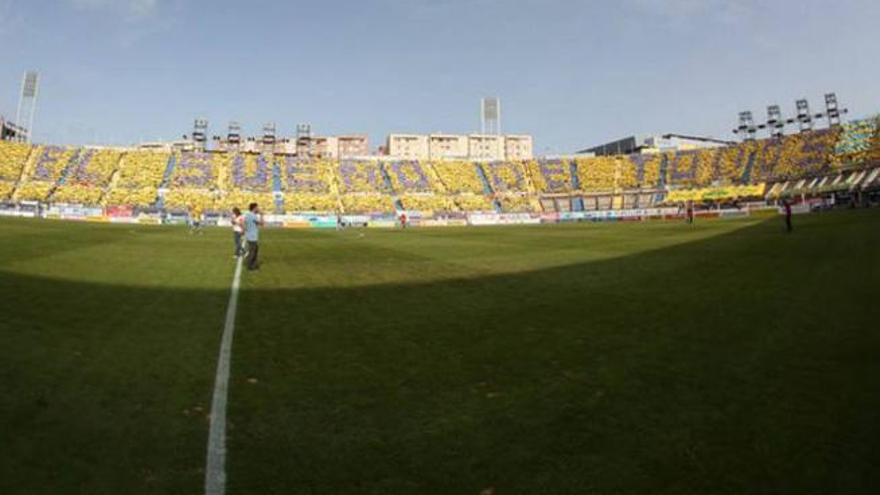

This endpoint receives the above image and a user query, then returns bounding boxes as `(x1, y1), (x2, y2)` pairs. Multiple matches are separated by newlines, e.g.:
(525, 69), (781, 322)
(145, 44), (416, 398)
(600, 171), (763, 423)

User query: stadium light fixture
(767, 105), (784, 138)
(15, 71), (40, 143)
(796, 99), (813, 133)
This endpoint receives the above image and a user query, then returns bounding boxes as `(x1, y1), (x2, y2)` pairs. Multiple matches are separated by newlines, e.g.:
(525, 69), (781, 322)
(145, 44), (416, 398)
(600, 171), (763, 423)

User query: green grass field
(1, 210), (879, 494)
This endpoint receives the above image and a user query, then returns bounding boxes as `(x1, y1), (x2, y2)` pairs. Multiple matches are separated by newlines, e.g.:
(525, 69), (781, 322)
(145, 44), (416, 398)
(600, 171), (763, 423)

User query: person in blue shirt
(243, 202), (264, 270)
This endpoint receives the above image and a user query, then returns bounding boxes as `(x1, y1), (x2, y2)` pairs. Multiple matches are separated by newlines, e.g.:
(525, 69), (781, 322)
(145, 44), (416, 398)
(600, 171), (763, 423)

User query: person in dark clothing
(783, 200), (793, 233)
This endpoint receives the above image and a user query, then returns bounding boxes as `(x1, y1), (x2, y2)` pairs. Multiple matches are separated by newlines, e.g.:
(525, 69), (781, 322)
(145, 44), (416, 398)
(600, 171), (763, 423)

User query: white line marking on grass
(205, 256), (243, 495)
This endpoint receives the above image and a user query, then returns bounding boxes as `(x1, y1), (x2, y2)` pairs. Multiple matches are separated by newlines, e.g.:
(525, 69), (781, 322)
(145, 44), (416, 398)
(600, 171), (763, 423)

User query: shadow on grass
(1, 212), (878, 494)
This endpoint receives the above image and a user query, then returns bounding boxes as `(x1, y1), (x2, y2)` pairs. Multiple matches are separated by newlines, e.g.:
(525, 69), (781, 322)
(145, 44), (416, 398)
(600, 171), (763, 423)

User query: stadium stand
(281, 157), (332, 193)
(229, 153), (273, 192)
(280, 157), (337, 212)
(14, 145), (76, 201)
(105, 150), (170, 207)
(283, 192), (337, 212)
(833, 117), (879, 168)
(0, 141), (32, 199)
(387, 161), (434, 193)
(399, 193), (454, 212)
(629, 153), (662, 188)
(527, 159), (576, 193)
(217, 190), (276, 212)
(164, 152), (228, 211)
(715, 144), (746, 184)
(451, 194), (495, 211)
(431, 161), (485, 194)
(760, 129), (839, 180)
(496, 193), (533, 212)
(576, 156), (627, 191)
(340, 193), (394, 213)
(2, 123), (875, 216)
(210, 153), (277, 211)
(484, 161), (527, 193)
(52, 148), (122, 204)
(337, 160), (391, 193)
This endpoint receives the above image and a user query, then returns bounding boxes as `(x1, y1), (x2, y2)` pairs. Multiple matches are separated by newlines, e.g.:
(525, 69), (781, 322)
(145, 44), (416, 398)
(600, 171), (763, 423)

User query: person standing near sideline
(189, 204), (204, 235)
(783, 199), (793, 233)
(231, 207), (244, 257)
(244, 202), (264, 270)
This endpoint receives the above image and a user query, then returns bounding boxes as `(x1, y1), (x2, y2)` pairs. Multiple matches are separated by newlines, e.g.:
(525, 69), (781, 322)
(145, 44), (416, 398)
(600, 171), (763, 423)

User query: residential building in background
(386, 133), (534, 160)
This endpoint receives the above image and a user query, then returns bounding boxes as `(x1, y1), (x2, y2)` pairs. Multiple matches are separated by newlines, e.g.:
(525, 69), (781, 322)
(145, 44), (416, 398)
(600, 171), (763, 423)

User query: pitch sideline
(205, 256), (244, 495)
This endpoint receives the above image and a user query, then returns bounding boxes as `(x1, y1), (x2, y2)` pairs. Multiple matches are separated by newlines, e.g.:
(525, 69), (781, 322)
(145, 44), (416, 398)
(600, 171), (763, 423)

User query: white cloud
(70, 0), (159, 20)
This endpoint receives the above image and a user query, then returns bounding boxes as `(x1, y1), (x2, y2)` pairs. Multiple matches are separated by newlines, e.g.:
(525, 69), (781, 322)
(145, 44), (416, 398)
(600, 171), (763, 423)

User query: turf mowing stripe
(205, 256), (243, 495)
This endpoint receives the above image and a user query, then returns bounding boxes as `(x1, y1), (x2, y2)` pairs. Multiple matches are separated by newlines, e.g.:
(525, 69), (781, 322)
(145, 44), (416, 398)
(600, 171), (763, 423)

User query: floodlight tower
(767, 105), (784, 138)
(795, 99), (813, 133)
(193, 118), (209, 151)
(262, 122), (277, 153)
(15, 71), (40, 143)
(824, 93), (841, 127)
(481, 97), (501, 135)
(227, 121), (242, 148)
(736, 111), (757, 142)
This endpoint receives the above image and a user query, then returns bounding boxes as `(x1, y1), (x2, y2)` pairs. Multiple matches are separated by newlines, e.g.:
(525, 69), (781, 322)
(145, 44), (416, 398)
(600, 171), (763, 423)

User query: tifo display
(0, 117), (878, 220)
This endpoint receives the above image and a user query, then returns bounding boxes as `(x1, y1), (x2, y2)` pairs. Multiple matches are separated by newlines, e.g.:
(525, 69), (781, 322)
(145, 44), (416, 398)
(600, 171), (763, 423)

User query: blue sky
(0, 0), (878, 153)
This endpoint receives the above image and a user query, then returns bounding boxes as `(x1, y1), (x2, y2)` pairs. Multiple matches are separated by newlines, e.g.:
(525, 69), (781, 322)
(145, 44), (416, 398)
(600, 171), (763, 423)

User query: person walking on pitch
(244, 202), (264, 270)
(783, 199), (793, 233)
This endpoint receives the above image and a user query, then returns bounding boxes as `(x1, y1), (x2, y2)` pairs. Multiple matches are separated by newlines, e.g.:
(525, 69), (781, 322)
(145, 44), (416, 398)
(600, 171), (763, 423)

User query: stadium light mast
(767, 105), (784, 139)
(228, 121), (242, 150)
(734, 111), (757, 142)
(481, 97), (501, 135)
(15, 71), (39, 143)
(795, 99), (813, 133)
(193, 118), (209, 151)
(262, 122), (277, 154)
(825, 93), (842, 127)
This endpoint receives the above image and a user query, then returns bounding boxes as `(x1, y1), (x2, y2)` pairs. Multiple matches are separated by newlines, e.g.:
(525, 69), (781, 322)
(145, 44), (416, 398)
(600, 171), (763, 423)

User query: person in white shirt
(243, 202), (264, 270)
(231, 207), (245, 257)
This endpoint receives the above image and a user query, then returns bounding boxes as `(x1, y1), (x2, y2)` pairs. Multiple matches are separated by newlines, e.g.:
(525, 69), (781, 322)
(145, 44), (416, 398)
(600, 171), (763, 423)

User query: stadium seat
(105, 150), (170, 207)
(228, 153), (273, 192)
(340, 193), (393, 213)
(337, 160), (391, 193)
(496, 193), (533, 212)
(283, 192), (337, 212)
(217, 190), (276, 212)
(53, 148), (122, 205)
(0, 141), (32, 199)
(15, 145), (77, 201)
(387, 161), (434, 193)
(431, 161), (485, 194)
(576, 156), (629, 192)
(484, 161), (527, 192)
(527, 159), (574, 193)
(164, 152), (227, 212)
(832, 117), (879, 168)
(451, 194), (494, 211)
(281, 157), (332, 193)
(399, 194), (454, 212)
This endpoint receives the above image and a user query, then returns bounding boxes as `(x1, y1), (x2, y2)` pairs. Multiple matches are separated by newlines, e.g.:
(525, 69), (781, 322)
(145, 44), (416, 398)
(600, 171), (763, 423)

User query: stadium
(2, 2), (880, 494)
(2, 117), (878, 222)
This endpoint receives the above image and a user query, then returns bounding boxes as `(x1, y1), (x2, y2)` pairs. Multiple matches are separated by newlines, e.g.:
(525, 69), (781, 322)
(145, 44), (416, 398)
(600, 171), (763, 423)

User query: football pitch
(1, 210), (878, 494)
